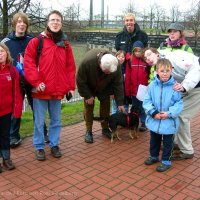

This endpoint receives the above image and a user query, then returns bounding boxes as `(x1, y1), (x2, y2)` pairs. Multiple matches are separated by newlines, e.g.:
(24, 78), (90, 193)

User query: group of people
(0, 10), (199, 174)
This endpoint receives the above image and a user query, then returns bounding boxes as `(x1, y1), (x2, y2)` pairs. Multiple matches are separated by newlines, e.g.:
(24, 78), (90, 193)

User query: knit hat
(132, 41), (144, 51)
(101, 54), (118, 73)
(167, 22), (184, 32)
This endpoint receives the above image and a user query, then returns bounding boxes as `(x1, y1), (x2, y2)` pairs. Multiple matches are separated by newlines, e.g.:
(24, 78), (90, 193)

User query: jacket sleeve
(24, 38), (42, 88)
(124, 61), (131, 96)
(76, 62), (93, 99)
(65, 45), (76, 91)
(13, 68), (23, 118)
(167, 92), (183, 118)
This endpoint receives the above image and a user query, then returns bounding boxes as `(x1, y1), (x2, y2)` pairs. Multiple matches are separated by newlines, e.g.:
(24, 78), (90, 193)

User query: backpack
(21, 36), (43, 94)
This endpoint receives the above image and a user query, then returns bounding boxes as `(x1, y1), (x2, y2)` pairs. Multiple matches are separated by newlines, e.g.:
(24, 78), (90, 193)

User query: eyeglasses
(49, 18), (62, 23)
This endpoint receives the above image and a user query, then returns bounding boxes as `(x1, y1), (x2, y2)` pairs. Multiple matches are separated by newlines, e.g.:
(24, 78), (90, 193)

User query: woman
(0, 43), (23, 172)
(143, 47), (200, 160)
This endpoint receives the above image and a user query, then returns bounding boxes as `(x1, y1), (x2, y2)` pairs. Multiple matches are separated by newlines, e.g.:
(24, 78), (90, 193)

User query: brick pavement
(0, 113), (200, 200)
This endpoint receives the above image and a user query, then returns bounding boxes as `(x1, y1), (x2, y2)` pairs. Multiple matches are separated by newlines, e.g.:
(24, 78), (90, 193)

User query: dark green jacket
(76, 49), (124, 106)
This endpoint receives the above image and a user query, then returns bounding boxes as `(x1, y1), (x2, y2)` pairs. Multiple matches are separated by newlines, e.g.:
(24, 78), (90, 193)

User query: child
(125, 41), (149, 131)
(111, 50), (128, 114)
(143, 58), (183, 172)
(0, 43), (23, 172)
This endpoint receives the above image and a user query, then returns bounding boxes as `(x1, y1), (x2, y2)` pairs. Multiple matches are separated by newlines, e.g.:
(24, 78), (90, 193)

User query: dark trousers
(84, 96), (110, 131)
(0, 113), (12, 159)
(150, 131), (174, 161)
(10, 88), (48, 140)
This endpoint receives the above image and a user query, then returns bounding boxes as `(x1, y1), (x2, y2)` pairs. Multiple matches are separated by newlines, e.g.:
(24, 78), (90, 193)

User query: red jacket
(24, 32), (76, 99)
(125, 56), (149, 96)
(0, 64), (23, 118)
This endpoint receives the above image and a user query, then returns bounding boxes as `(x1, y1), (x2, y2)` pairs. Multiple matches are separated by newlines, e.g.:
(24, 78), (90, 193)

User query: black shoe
(144, 157), (159, 165)
(44, 134), (49, 143)
(102, 128), (112, 139)
(171, 152), (194, 160)
(85, 131), (93, 143)
(35, 149), (46, 161)
(156, 163), (171, 172)
(139, 123), (147, 132)
(3, 159), (15, 170)
(10, 138), (22, 148)
(0, 164), (2, 173)
(51, 146), (62, 158)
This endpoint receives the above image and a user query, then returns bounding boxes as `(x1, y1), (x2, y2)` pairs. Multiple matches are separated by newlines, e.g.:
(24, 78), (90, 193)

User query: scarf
(165, 38), (186, 48)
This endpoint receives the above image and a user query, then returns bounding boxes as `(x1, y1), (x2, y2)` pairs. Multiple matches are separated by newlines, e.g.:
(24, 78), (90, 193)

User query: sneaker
(10, 138), (22, 148)
(156, 163), (171, 172)
(139, 123), (147, 132)
(171, 152), (194, 160)
(85, 131), (93, 143)
(35, 149), (46, 161)
(51, 146), (62, 158)
(3, 159), (15, 170)
(144, 157), (159, 165)
(102, 128), (112, 139)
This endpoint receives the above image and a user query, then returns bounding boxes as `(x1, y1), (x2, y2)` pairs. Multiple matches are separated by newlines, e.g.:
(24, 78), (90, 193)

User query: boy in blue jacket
(143, 58), (183, 172)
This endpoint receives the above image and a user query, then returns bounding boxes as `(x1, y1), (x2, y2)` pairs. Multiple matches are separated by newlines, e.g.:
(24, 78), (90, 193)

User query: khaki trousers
(84, 96), (110, 132)
(174, 87), (200, 154)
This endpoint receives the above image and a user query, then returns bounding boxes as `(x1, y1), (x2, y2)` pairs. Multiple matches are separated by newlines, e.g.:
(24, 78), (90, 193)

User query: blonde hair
(0, 43), (13, 65)
(124, 13), (136, 22)
(12, 12), (29, 32)
(156, 58), (172, 71)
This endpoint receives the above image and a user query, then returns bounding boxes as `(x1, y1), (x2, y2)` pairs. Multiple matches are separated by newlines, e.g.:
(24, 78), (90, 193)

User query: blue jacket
(1, 31), (33, 66)
(143, 75), (183, 135)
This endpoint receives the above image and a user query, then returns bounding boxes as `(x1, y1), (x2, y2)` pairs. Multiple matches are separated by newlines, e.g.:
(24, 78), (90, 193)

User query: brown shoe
(171, 152), (194, 160)
(3, 159), (15, 170)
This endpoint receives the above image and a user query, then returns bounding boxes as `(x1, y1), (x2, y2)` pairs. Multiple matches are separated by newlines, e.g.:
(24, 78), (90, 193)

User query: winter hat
(100, 54), (118, 73)
(167, 22), (184, 32)
(132, 41), (144, 51)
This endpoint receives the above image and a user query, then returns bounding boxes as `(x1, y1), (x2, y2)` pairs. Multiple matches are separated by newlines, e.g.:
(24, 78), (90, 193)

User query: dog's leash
(126, 112), (140, 128)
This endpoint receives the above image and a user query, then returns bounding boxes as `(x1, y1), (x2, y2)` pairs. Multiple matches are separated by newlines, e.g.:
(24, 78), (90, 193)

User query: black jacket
(115, 23), (148, 53)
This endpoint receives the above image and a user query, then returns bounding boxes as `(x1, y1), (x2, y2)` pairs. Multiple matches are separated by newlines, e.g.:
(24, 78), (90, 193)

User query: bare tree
(169, 4), (181, 22)
(0, 0), (31, 36)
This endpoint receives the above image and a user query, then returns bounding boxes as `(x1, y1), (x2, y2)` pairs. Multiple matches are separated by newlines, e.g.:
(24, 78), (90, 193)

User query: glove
(66, 92), (72, 101)
(16, 62), (24, 76)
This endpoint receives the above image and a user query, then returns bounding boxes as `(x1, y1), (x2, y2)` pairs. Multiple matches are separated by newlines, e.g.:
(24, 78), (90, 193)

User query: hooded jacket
(115, 23), (148, 53)
(24, 31), (76, 99)
(0, 64), (23, 118)
(76, 49), (124, 106)
(143, 75), (183, 135)
(1, 31), (33, 66)
(125, 56), (149, 96)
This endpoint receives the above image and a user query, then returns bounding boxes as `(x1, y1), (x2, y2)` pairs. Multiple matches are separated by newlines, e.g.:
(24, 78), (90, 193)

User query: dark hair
(47, 10), (63, 22)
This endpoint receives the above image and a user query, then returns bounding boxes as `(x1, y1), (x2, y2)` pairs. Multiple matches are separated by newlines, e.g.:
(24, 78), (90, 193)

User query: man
(1, 12), (33, 148)
(24, 10), (76, 161)
(115, 13), (148, 53)
(76, 49), (125, 143)
(114, 12), (148, 131)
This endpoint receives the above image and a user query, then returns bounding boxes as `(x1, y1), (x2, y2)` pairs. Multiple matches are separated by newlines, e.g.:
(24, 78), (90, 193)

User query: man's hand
(118, 106), (126, 113)
(36, 82), (45, 92)
(173, 82), (185, 92)
(85, 97), (94, 105)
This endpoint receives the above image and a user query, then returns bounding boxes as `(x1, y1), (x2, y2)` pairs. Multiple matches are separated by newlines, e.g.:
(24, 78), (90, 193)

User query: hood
(155, 75), (175, 86)
(6, 31), (32, 40)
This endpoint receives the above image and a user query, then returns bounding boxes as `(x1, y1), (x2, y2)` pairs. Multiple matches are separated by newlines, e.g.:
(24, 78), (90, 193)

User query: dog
(94, 106), (140, 143)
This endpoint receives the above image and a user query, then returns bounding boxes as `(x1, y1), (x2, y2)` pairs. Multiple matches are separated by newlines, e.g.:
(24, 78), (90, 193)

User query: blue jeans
(33, 98), (62, 150)
(111, 99), (129, 114)
(131, 96), (146, 124)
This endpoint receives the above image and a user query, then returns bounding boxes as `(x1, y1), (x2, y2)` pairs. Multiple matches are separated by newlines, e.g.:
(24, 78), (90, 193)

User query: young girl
(143, 58), (183, 172)
(125, 41), (149, 131)
(0, 43), (23, 172)
(111, 50), (128, 114)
